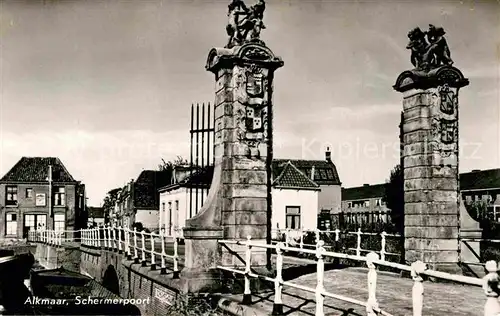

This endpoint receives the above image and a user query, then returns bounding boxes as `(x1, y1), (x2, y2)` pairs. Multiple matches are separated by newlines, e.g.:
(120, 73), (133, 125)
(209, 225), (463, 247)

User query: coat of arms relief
(233, 63), (269, 158)
(430, 84), (459, 168)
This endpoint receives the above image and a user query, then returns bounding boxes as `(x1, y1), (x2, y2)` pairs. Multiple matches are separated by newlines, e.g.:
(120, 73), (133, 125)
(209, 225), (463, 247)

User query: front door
(23, 214), (47, 238)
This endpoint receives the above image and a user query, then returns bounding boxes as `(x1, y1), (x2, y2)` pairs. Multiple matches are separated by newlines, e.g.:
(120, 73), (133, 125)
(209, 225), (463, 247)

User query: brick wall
(0, 183), (78, 238)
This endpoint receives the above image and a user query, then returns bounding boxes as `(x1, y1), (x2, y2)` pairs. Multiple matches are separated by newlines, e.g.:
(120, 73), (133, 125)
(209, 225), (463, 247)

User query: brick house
(0, 157), (86, 239)
(87, 206), (105, 228)
(158, 150), (341, 236)
(115, 170), (171, 231)
(341, 168), (500, 219)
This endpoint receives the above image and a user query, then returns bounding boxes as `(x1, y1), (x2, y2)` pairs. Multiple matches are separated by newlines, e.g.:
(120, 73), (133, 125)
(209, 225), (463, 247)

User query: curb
(217, 298), (268, 316)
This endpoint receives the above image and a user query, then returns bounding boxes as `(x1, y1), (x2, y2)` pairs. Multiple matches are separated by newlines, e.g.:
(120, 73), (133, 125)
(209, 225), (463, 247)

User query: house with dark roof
(87, 206), (105, 227)
(158, 166), (213, 236)
(0, 157), (86, 239)
(115, 170), (171, 230)
(341, 168), (500, 219)
(157, 149), (341, 236)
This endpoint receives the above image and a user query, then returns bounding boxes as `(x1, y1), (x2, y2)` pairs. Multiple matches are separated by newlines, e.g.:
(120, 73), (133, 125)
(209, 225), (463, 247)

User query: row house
(341, 168), (500, 220)
(0, 157), (86, 239)
(158, 150), (341, 236)
(114, 170), (171, 231)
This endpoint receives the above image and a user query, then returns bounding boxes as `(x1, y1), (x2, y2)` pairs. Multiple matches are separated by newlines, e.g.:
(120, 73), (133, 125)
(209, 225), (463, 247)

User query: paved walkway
(224, 267), (485, 316)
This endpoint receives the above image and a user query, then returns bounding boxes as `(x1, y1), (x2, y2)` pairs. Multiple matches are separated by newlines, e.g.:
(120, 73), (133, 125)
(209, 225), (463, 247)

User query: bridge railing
(80, 226), (181, 278)
(272, 228), (402, 261)
(218, 237), (494, 316)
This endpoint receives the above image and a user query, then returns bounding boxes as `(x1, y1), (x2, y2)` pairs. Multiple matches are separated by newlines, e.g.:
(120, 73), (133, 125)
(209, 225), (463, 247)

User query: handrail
(218, 237), (492, 316)
(271, 228), (402, 261)
(27, 226), (182, 280)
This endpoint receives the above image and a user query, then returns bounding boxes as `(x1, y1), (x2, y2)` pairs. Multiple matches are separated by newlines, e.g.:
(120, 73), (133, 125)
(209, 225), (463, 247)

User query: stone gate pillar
(180, 0), (283, 293)
(394, 25), (469, 272)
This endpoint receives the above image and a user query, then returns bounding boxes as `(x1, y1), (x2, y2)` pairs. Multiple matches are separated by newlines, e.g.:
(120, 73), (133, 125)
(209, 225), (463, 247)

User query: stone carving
(438, 84), (456, 115)
(232, 63), (269, 158)
(406, 24), (453, 71)
(226, 0), (266, 48)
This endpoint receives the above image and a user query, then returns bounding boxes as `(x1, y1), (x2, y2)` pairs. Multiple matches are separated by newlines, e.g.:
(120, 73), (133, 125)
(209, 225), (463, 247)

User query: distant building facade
(158, 151), (340, 236)
(341, 168), (500, 220)
(114, 170), (170, 231)
(87, 207), (105, 227)
(0, 157), (86, 239)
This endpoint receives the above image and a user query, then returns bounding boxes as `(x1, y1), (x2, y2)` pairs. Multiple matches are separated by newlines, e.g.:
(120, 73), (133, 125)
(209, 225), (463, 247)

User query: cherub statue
(423, 24), (453, 67)
(226, 0), (249, 48)
(406, 27), (430, 70)
(225, 0), (266, 48)
(406, 24), (454, 71)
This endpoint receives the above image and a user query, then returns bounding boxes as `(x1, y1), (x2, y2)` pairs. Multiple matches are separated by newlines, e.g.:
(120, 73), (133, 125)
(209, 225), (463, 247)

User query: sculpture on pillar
(226, 0), (266, 48)
(406, 24), (453, 72)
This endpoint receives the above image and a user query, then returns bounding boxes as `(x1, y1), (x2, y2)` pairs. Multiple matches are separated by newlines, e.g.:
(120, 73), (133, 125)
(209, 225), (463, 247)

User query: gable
(0, 157), (76, 183)
(272, 159), (341, 185)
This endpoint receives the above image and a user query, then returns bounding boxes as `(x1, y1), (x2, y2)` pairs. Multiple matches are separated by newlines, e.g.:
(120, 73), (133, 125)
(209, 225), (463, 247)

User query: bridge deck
(224, 267), (484, 316)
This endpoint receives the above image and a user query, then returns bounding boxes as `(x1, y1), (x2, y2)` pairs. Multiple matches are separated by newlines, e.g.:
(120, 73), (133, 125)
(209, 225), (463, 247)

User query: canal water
(1, 255), (141, 315)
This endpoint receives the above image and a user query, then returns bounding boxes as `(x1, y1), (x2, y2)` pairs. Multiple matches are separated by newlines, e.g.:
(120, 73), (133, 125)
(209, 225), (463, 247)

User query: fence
(218, 237), (496, 316)
(327, 211), (397, 233)
(272, 228), (402, 262)
(28, 226), (183, 279)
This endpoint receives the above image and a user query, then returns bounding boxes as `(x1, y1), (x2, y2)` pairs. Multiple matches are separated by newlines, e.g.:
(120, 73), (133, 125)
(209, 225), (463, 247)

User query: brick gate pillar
(180, 40), (283, 291)
(394, 60), (469, 272)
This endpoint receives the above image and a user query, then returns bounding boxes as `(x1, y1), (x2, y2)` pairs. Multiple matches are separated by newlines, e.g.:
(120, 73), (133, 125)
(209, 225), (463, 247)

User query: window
(347, 202), (352, 208)
(26, 188), (33, 199)
(54, 187), (65, 206)
(285, 206), (301, 229)
(364, 200), (370, 207)
(376, 199), (381, 207)
(6, 213), (17, 235)
(23, 214), (46, 238)
(6, 186), (18, 206)
(54, 214), (65, 232)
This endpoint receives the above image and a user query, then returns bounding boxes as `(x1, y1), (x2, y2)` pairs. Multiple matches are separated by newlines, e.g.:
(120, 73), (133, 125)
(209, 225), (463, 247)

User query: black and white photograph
(0, 0), (499, 315)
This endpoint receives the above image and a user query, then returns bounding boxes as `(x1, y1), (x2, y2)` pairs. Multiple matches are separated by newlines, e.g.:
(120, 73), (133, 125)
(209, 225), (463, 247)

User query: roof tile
(273, 161), (320, 189)
(0, 157), (76, 183)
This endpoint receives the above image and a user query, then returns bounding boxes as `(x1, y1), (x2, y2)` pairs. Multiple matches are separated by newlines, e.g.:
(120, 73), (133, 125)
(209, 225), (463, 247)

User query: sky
(0, 0), (499, 206)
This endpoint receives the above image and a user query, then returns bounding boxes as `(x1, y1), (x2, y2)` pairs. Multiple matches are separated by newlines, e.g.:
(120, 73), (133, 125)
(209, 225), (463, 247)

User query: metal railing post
(483, 260), (500, 316)
(300, 226), (304, 251)
(118, 226), (123, 253)
(125, 227), (131, 259)
(150, 232), (156, 270)
(111, 225), (116, 250)
(141, 230), (146, 266)
(411, 260), (426, 316)
(272, 242), (284, 315)
(356, 228), (362, 257)
(160, 230), (167, 274)
(366, 252), (379, 316)
(173, 229), (179, 279)
(243, 235), (252, 305)
(315, 240), (326, 316)
(380, 231), (387, 261)
(133, 227), (139, 263)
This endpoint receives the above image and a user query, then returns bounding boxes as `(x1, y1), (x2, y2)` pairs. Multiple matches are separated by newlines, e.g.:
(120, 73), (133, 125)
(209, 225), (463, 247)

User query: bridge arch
(102, 265), (120, 295)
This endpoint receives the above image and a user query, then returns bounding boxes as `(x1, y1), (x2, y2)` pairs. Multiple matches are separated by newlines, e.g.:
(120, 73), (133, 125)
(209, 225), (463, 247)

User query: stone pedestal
(181, 42), (283, 293)
(394, 65), (469, 272)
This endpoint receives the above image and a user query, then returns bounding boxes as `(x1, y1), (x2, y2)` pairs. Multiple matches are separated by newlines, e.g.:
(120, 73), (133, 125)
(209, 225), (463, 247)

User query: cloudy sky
(1, 0), (499, 206)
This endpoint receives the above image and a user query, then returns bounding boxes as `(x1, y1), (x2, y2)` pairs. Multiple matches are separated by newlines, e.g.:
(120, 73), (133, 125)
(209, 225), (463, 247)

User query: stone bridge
(30, 233), (490, 316)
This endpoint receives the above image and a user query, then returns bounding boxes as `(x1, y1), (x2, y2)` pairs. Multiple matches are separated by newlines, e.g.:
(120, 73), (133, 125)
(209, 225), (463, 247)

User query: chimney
(363, 184), (369, 187)
(325, 147), (331, 162)
(472, 169), (481, 172)
(311, 166), (315, 180)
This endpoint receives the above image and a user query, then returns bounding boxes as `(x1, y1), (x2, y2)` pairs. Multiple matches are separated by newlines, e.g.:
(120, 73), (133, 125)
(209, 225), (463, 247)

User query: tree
(158, 156), (189, 172)
(102, 188), (121, 224)
(382, 164), (404, 233)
